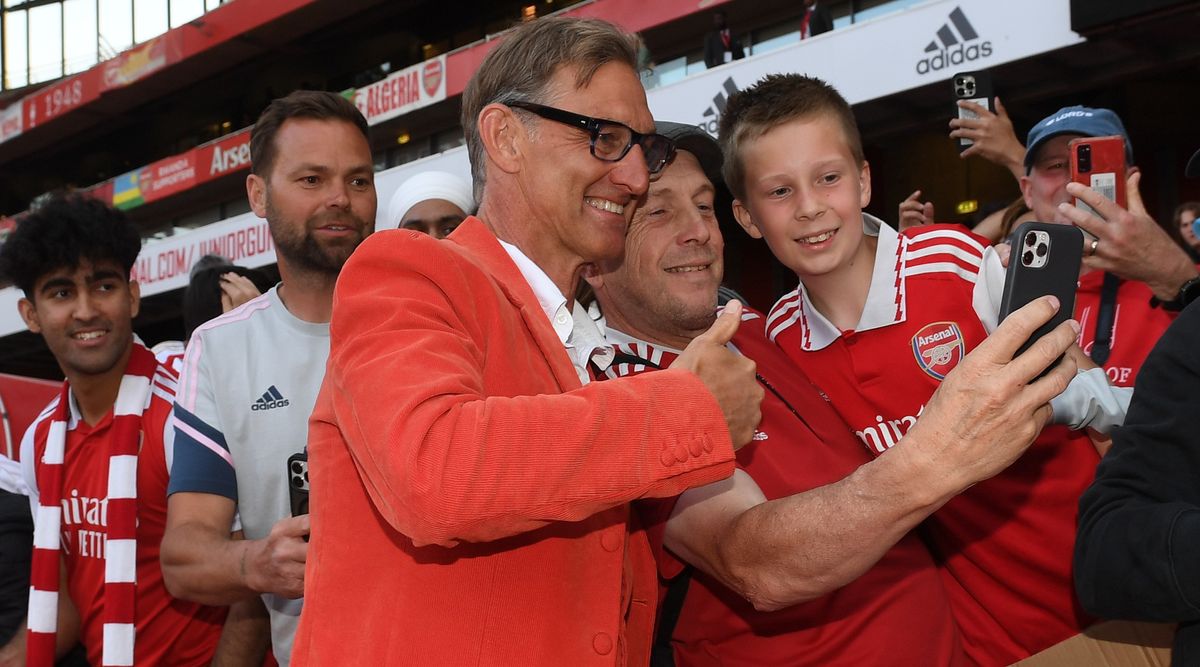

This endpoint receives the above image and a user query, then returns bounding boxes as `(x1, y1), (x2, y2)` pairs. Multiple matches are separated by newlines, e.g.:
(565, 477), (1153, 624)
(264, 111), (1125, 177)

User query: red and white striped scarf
(27, 341), (157, 667)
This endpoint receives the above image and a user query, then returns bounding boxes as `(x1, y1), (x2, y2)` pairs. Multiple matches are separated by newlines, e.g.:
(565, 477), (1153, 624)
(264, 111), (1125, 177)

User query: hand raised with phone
(904, 296), (1079, 492)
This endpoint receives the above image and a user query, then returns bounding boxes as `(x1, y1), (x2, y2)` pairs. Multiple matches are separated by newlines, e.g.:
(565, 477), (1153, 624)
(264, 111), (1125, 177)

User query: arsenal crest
(911, 321), (964, 380)
(422, 60), (444, 98)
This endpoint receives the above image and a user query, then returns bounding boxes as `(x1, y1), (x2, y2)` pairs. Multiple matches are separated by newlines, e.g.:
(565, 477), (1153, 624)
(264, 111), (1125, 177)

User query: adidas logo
(915, 7), (992, 75)
(251, 385), (290, 411)
(697, 77), (740, 135)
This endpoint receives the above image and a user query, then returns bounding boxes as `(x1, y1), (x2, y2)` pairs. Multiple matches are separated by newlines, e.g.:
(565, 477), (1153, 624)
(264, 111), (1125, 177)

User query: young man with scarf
(0, 195), (226, 666)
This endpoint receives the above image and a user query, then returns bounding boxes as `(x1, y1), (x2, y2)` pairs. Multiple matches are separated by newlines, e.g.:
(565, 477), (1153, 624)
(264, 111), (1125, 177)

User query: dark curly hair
(0, 193), (142, 298)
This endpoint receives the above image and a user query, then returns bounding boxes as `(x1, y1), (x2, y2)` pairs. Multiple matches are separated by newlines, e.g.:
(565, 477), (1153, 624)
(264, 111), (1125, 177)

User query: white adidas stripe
(910, 229), (987, 254)
(906, 243), (983, 267)
(768, 307), (803, 342)
(905, 262), (981, 282)
(766, 291), (802, 330)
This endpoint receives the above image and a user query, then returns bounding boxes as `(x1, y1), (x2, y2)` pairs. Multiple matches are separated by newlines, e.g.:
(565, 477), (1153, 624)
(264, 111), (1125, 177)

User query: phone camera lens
(1022, 250), (1034, 266)
(1024, 231), (1037, 247)
(291, 462), (302, 474)
(291, 476), (303, 488)
(1035, 243), (1048, 257)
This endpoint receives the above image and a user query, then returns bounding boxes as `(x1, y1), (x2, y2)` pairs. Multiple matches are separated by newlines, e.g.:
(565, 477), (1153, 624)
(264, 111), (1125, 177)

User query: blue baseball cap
(1023, 106), (1134, 173)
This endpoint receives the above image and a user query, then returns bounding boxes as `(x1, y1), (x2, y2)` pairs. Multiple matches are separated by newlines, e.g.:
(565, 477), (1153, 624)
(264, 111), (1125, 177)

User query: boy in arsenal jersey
(719, 74), (1130, 666)
(0, 195), (231, 666)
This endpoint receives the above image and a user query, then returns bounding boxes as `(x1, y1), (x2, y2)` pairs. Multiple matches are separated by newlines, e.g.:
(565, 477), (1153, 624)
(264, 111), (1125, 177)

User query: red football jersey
(1074, 270), (1176, 387)
(767, 220), (1098, 666)
(23, 361), (225, 667)
(608, 312), (966, 667)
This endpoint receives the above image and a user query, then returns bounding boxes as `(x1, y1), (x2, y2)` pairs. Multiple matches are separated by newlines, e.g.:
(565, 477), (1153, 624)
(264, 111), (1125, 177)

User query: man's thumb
(1126, 170), (1147, 215)
(701, 300), (743, 346)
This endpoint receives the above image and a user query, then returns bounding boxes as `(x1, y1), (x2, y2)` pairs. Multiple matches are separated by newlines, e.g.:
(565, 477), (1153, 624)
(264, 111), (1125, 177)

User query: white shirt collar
(789, 212), (907, 351)
(498, 240), (614, 382)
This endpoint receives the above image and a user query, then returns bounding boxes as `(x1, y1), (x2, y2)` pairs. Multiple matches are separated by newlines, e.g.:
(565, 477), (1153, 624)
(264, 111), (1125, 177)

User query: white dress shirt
(499, 240), (614, 384)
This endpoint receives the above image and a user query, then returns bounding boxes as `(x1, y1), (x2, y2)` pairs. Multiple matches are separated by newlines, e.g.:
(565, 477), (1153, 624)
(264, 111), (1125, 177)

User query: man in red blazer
(291, 16), (763, 666)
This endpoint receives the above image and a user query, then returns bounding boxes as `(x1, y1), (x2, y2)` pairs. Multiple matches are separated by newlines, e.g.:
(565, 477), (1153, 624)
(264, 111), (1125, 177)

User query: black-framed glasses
(507, 101), (676, 174)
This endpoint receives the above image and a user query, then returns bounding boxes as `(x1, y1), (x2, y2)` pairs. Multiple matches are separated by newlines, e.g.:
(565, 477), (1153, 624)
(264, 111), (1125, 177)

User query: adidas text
(252, 385), (290, 411)
(916, 7), (992, 75)
(916, 41), (993, 74)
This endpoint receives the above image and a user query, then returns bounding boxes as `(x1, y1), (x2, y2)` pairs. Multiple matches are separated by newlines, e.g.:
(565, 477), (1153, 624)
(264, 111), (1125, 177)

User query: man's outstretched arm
(667, 296), (1080, 611)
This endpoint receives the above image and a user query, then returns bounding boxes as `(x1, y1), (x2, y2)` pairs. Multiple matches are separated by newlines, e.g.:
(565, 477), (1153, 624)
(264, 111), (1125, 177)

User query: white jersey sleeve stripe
(908, 228), (988, 254)
(905, 262), (982, 282)
(906, 244), (984, 267)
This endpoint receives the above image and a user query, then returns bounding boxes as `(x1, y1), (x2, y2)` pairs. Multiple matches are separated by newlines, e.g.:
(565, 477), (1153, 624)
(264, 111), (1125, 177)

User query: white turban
(385, 171), (475, 230)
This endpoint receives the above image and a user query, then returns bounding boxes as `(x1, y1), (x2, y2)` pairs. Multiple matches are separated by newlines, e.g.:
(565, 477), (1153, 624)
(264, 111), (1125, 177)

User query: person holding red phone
(1018, 106), (1199, 387)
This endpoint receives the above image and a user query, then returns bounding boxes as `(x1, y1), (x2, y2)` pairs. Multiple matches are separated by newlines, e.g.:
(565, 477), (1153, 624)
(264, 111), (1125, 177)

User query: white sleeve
(20, 423), (38, 516)
(971, 245), (1129, 432)
(973, 245), (1006, 333)
(163, 410), (176, 478)
(0, 454), (28, 496)
(1049, 367), (1132, 433)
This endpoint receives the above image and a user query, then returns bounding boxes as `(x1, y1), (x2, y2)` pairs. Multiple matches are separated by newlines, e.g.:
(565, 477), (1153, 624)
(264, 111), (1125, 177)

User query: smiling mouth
(665, 264), (710, 273)
(585, 197), (625, 215)
(799, 230), (836, 244)
(72, 330), (106, 341)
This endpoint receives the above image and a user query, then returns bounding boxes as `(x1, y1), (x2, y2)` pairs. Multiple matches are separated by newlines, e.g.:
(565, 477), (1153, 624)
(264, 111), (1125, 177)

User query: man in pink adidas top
(0, 195), (228, 666)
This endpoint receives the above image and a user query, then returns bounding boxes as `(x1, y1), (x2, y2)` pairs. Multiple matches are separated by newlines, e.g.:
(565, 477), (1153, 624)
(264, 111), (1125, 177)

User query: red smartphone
(1069, 135), (1127, 215)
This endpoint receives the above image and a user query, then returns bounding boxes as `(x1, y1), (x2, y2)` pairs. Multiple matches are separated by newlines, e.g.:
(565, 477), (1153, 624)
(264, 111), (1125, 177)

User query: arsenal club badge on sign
(912, 321), (965, 380)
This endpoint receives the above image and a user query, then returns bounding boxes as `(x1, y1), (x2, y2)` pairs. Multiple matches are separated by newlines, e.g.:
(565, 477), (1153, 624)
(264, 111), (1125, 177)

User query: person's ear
(732, 199), (763, 239)
(859, 161), (872, 209)
(1019, 174), (1034, 211)
(478, 104), (525, 177)
(17, 297), (41, 334)
(128, 280), (141, 320)
(247, 174), (268, 218)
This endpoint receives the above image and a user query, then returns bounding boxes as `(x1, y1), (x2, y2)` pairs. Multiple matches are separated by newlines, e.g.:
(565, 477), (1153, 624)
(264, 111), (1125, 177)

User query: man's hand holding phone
(1058, 171), (1197, 301)
(904, 296), (1079, 492)
(949, 96), (1025, 179)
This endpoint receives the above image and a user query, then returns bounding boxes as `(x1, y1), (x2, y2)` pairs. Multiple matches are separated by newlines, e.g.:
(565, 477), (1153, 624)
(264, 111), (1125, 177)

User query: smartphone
(952, 70), (994, 152)
(998, 222), (1083, 373)
(1070, 135), (1127, 215)
(287, 451), (309, 518)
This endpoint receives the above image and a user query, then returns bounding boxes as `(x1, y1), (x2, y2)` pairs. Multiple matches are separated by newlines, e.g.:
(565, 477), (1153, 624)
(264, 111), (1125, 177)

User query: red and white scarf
(27, 342), (157, 667)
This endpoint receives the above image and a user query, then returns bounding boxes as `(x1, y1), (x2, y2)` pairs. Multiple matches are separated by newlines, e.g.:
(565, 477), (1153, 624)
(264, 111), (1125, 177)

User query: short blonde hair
(718, 74), (864, 200)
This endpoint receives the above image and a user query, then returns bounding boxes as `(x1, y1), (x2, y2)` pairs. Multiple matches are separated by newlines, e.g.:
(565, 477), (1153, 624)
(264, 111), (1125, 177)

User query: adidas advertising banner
(646, 0), (1083, 134)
